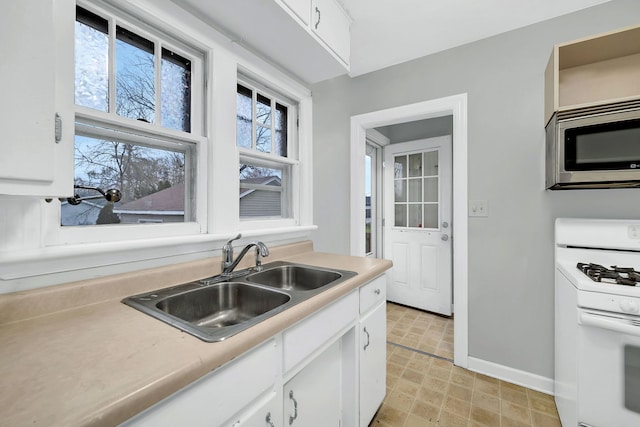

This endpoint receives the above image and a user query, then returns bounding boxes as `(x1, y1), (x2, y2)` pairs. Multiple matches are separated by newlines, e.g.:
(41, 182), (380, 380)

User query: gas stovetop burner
(577, 262), (640, 286)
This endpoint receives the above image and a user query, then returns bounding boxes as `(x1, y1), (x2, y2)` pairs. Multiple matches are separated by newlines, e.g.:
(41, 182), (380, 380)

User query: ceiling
(341, 0), (612, 77)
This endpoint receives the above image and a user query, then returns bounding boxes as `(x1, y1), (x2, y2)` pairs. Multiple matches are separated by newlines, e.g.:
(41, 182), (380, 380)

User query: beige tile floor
(370, 303), (561, 427)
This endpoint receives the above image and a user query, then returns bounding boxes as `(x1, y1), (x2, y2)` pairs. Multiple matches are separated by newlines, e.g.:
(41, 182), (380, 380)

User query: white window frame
(0, 0), (316, 289)
(44, 0), (208, 246)
(236, 75), (300, 230)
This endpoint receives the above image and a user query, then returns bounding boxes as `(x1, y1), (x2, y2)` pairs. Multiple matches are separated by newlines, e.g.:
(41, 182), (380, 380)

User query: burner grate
(577, 263), (640, 286)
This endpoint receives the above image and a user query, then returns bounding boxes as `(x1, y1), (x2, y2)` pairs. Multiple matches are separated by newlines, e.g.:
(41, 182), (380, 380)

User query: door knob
(441, 234), (449, 241)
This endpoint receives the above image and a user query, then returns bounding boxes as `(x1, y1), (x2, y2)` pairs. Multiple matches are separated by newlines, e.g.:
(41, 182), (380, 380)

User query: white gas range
(555, 218), (640, 427)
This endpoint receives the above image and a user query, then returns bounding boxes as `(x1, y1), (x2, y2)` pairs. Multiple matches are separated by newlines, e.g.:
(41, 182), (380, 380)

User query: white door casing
(349, 93), (468, 368)
(384, 136), (452, 315)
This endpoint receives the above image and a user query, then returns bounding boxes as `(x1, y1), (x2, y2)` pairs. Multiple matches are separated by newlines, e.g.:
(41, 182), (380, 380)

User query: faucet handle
(225, 233), (242, 246)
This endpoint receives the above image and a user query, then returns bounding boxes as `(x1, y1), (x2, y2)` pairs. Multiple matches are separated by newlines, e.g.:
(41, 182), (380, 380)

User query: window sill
(0, 225), (317, 293)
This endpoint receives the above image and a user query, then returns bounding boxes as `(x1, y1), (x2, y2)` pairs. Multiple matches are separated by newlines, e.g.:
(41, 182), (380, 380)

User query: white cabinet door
(0, 0), (74, 197)
(359, 302), (386, 427)
(281, 0), (310, 25)
(284, 340), (342, 427)
(310, 0), (350, 64)
(227, 392), (281, 427)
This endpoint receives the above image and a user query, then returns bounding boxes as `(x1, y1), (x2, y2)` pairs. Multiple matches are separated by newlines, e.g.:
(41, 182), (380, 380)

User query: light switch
(469, 200), (489, 217)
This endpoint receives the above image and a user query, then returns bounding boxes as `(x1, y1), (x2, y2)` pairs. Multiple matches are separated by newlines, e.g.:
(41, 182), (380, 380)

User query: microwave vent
(557, 99), (640, 121)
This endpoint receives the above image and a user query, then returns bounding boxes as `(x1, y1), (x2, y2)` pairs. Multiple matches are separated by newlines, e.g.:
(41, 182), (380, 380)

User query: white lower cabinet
(359, 275), (388, 426)
(284, 340), (341, 426)
(229, 392), (281, 427)
(120, 339), (279, 427)
(121, 273), (389, 427)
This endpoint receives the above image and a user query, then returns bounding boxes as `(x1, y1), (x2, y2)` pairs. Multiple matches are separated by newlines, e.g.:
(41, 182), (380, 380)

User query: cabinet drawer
(283, 291), (357, 373)
(121, 340), (278, 427)
(359, 275), (387, 315)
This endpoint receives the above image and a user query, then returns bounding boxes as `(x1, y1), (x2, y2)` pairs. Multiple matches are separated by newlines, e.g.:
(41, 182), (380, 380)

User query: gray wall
(312, 0), (640, 379)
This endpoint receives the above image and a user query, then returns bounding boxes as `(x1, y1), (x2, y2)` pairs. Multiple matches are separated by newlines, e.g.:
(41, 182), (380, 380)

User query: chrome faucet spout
(221, 240), (269, 276)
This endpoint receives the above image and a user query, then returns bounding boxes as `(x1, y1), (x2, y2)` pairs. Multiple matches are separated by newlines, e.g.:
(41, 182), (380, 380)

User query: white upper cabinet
(0, 0), (75, 197)
(171, 0), (351, 83)
(310, 0), (350, 65)
(282, 0), (311, 26)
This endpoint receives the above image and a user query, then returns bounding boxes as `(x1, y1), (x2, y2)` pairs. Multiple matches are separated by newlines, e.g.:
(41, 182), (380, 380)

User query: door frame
(349, 93), (468, 368)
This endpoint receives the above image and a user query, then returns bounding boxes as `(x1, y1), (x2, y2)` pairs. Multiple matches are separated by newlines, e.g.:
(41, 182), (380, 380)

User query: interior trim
(349, 93), (469, 368)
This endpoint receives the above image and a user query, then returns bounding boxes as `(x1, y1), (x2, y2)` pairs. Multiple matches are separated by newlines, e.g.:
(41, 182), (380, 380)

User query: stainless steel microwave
(546, 101), (640, 189)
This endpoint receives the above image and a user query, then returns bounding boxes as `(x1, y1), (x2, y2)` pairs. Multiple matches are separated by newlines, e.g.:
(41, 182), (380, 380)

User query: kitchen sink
(122, 261), (357, 342)
(246, 264), (343, 291)
(155, 282), (290, 328)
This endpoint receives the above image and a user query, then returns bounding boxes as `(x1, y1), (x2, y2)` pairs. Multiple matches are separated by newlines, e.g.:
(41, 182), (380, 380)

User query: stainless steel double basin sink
(122, 261), (357, 342)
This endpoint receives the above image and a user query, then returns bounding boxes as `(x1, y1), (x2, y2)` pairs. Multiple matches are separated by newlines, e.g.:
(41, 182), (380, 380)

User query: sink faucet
(221, 233), (269, 277)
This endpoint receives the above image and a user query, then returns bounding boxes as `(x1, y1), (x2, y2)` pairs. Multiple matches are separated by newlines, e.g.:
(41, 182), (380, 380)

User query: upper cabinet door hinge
(55, 113), (62, 143)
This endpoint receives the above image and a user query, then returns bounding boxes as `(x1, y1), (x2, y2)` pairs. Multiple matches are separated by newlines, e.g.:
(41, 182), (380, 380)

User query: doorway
(349, 94), (468, 368)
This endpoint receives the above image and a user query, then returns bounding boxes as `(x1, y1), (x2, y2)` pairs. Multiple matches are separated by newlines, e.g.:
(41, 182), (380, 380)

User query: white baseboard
(467, 356), (554, 395)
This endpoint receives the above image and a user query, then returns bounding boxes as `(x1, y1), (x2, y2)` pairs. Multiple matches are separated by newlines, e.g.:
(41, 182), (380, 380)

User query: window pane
(394, 204), (407, 227)
(116, 26), (155, 123)
(256, 93), (271, 126)
(161, 48), (191, 132)
(64, 135), (188, 226)
(394, 180), (406, 202)
(239, 163), (286, 218)
(275, 103), (288, 157)
(408, 204), (422, 228)
(237, 85), (253, 149)
(256, 125), (271, 153)
(424, 177), (438, 202)
(75, 7), (108, 111)
(424, 204), (438, 229)
(425, 150), (439, 176)
(394, 155), (406, 178)
(408, 178), (422, 202)
(365, 154), (372, 254)
(409, 153), (422, 177)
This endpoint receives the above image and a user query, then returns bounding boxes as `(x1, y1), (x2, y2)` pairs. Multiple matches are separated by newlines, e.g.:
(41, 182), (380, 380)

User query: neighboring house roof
(114, 182), (185, 215)
(239, 176), (281, 198)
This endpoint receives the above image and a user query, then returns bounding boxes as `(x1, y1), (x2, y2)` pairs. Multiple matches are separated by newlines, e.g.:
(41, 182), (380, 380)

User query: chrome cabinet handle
(374, 288), (381, 295)
(363, 326), (370, 350)
(266, 412), (275, 427)
(315, 6), (321, 29)
(442, 221), (449, 228)
(289, 390), (298, 425)
(441, 234), (449, 241)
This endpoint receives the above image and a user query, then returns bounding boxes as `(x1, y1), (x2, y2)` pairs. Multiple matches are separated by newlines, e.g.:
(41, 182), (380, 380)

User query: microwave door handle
(579, 312), (640, 337)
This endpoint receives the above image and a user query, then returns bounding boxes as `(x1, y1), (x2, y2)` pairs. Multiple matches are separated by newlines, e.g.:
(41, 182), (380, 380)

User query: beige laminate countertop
(0, 242), (392, 427)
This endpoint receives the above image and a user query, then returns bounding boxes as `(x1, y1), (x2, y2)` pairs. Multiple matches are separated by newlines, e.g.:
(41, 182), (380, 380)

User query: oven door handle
(579, 312), (640, 337)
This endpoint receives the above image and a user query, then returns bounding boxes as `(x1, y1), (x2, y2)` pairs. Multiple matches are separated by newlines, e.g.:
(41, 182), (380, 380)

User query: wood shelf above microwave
(544, 24), (640, 125)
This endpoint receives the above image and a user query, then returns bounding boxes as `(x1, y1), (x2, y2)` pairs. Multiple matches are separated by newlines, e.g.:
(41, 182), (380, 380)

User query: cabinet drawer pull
(374, 288), (381, 295)
(314, 6), (321, 29)
(363, 326), (370, 350)
(266, 412), (275, 427)
(289, 390), (298, 425)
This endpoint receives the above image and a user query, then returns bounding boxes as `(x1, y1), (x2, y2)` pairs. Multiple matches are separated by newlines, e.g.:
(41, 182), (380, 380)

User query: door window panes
(393, 149), (439, 229)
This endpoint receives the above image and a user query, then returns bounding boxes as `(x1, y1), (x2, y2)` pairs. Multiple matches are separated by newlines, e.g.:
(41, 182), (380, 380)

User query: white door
(383, 136), (452, 315)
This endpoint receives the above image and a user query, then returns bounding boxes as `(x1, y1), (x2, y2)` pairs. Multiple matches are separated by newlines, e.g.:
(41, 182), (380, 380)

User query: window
(236, 79), (297, 220)
(66, 4), (202, 228)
